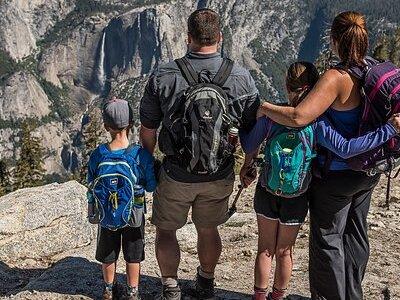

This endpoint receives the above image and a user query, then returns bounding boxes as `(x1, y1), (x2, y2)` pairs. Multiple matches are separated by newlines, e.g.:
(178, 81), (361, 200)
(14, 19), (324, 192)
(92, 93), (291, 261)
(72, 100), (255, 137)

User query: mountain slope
(0, 0), (399, 181)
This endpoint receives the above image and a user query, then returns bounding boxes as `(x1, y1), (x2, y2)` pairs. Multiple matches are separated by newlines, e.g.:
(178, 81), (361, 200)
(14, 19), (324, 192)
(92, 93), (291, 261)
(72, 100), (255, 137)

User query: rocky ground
(0, 177), (399, 300)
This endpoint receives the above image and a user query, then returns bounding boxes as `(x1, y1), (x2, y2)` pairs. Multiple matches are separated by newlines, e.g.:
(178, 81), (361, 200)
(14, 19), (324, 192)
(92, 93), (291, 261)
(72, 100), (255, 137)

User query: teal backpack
(261, 124), (316, 197)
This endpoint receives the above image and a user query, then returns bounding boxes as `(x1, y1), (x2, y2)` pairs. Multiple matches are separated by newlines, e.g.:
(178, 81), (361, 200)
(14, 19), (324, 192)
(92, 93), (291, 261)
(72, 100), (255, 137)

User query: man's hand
(389, 113), (400, 133)
(256, 106), (266, 119)
(240, 163), (257, 188)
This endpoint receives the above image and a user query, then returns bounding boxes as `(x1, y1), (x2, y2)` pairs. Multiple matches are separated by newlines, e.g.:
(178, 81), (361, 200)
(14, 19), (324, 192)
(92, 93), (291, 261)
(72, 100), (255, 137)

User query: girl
(240, 61), (400, 300)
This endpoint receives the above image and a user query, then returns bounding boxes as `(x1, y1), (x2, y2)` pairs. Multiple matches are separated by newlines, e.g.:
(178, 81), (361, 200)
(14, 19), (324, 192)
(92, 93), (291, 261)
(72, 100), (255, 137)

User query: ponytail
(331, 11), (368, 67)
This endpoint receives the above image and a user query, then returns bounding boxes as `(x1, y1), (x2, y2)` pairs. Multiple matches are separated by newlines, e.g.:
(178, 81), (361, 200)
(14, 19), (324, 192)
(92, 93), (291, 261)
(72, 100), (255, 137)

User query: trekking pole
(228, 185), (244, 218)
(228, 159), (260, 218)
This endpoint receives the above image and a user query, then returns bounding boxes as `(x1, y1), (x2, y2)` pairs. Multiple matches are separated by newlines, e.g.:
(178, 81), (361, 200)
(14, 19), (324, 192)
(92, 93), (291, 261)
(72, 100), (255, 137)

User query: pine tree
(374, 34), (391, 61)
(79, 111), (103, 184)
(14, 120), (45, 189)
(390, 28), (400, 66)
(315, 49), (334, 74)
(0, 160), (11, 196)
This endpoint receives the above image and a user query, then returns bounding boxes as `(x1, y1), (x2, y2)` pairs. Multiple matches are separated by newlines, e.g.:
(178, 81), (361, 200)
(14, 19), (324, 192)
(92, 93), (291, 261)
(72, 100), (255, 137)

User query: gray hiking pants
(309, 170), (380, 300)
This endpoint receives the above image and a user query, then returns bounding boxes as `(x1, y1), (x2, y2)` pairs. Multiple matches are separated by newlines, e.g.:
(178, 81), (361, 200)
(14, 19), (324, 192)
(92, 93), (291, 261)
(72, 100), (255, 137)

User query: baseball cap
(102, 98), (134, 130)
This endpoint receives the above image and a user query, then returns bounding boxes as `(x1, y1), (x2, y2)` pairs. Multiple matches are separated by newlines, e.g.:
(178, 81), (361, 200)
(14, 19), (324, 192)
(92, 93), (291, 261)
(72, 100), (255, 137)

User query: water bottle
(228, 127), (239, 148)
(133, 185), (145, 208)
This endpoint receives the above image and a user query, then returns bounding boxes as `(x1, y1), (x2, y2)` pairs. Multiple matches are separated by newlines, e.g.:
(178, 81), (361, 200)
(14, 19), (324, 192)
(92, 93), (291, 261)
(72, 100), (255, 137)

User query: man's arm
(240, 71), (261, 132)
(140, 126), (157, 154)
(316, 116), (400, 159)
(139, 71), (162, 154)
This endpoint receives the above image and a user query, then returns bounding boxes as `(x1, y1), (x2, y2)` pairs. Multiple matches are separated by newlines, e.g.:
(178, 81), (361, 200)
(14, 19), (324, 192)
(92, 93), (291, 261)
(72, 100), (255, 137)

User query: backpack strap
(124, 145), (146, 185)
(213, 58), (234, 87)
(175, 57), (198, 86)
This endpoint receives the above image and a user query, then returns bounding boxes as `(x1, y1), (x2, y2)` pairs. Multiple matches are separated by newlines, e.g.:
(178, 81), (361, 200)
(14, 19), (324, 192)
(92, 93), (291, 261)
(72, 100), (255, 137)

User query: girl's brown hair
(331, 11), (368, 67)
(286, 61), (320, 106)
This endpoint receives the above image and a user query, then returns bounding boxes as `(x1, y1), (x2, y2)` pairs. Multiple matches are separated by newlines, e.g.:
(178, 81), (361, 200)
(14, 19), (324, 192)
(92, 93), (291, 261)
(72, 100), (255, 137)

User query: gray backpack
(160, 57), (235, 175)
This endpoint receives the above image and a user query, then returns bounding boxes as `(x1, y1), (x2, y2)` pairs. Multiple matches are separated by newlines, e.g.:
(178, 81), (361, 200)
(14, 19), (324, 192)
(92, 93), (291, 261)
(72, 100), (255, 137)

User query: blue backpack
(261, 124), (316, 198)
(91, 144), (145, 230)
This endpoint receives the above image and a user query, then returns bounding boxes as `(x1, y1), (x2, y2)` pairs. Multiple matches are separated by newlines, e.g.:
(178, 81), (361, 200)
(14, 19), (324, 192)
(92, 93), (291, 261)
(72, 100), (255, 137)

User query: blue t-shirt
(240, 116), (397, 170)
(86, 144), (156, 202)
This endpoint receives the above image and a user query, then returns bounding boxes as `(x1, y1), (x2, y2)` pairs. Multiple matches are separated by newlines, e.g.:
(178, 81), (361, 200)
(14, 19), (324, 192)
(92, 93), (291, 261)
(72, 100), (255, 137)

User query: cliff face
(0, 0), (399, 179)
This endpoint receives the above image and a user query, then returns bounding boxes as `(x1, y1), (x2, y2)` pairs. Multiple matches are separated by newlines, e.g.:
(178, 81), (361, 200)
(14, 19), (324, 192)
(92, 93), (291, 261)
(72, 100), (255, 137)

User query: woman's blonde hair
(331, 11), (369, 67)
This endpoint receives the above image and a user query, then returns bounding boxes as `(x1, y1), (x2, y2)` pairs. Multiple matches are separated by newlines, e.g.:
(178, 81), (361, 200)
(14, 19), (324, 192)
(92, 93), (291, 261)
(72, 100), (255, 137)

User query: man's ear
(187, 33), (192, 45)
(218, 31), (223, 44)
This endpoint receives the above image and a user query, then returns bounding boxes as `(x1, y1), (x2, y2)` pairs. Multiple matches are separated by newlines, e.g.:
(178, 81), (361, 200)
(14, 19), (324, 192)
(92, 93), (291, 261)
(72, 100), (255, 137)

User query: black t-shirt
(140, 52), (260, 183)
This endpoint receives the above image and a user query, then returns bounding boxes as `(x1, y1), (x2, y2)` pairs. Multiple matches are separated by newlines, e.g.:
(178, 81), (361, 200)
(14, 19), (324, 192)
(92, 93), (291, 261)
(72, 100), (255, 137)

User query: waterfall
(68, 148), (73, 172)
(96, 31), (107, 93)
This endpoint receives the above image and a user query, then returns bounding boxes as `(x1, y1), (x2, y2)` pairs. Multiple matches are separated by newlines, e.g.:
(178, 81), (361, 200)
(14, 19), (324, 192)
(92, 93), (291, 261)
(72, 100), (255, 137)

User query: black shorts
(254, 184), (308, 225)
(95, 222), (145, 264)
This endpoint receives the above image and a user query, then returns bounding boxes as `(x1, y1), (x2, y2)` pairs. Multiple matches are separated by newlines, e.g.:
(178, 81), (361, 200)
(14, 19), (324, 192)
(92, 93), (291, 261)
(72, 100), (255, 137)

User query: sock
(269, 286), (286, 300)
(198, 267), (214, 280)
(104, 282), (114, 291)
(161, 277), (179, 288)
(253, 286), (267, 300)
(127, 285), (138, 295)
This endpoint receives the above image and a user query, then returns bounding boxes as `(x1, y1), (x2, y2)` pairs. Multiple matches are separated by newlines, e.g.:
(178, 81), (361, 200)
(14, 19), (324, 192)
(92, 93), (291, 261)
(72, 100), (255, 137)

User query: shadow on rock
(1, 257), (257, 299)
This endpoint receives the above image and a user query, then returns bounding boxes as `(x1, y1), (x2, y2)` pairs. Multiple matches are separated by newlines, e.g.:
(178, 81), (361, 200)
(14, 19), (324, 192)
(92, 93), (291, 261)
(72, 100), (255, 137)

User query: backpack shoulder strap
(212, 58), (234, 87)
(175, 57), (198, 86)
(124, 145), (140, 162)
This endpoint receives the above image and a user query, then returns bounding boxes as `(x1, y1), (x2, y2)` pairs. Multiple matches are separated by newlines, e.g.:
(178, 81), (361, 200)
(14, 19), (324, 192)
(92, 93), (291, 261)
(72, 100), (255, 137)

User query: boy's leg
(122, 223), (145, 289)
(102, 262), (117, 285)
(96, 226), (122, 299)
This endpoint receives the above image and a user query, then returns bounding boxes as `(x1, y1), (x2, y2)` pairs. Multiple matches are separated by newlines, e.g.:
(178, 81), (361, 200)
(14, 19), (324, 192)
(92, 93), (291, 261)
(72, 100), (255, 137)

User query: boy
(87, 98), (156, 300)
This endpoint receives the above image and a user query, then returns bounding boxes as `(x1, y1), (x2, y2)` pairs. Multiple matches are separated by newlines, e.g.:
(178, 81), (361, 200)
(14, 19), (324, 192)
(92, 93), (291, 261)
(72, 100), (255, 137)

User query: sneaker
(195, 269), (215, 300)
(102, 286), (113, 300)
(156, 285), (181, 300)
(125, 286), (141, 300)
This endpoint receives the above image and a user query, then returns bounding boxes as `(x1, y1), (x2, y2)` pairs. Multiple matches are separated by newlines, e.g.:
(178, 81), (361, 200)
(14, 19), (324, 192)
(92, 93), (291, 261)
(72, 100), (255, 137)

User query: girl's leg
(272, 224), (301, 296)
(254, 215), (279, 290)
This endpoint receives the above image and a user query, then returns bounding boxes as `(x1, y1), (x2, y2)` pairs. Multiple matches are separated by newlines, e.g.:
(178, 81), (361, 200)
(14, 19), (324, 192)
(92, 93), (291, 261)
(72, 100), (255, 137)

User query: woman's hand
(389, 113), (400, 133)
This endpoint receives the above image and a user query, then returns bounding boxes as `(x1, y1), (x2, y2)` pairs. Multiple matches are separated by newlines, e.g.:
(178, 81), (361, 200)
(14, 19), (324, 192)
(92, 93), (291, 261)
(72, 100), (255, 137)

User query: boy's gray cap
(102, 98), (133, 129)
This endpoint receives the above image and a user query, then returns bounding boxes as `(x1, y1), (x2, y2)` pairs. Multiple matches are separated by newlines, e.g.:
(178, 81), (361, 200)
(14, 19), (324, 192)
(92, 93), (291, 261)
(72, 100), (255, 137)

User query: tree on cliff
(0, 160), (12, 196)
(79, 110), (103, 184)
(14, 120), (45, 189)
(373, 28), (400, 66)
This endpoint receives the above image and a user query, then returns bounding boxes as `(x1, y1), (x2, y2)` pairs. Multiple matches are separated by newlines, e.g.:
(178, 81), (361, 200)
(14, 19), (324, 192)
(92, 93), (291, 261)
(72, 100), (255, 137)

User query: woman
(257, 11), (400, 300)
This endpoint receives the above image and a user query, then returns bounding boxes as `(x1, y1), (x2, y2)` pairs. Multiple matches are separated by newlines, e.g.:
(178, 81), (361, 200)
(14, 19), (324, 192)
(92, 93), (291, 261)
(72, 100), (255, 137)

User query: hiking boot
(195, 270), (215, 300)
(125, 286), (141, 300)
(102, 286), (113, 300)
(156, 285), (181, 300)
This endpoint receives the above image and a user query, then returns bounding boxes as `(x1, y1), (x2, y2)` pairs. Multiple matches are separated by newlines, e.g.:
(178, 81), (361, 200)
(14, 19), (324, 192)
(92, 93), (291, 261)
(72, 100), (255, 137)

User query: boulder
(0, 181), (95, 263)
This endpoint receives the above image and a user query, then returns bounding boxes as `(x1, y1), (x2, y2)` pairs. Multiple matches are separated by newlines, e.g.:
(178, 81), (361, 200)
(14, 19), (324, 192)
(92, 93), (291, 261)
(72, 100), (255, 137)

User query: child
(239, 62), (399, 300)
(87, 98), (156, 300)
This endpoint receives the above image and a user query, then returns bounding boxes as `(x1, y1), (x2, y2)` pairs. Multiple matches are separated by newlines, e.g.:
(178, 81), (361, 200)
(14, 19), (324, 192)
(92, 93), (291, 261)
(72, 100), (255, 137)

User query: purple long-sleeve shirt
(240, 116), (397, 160)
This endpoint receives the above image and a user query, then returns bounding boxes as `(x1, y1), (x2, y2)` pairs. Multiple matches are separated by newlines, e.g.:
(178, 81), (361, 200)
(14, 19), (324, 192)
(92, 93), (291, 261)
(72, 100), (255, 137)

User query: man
(140, 8), (260, 300)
